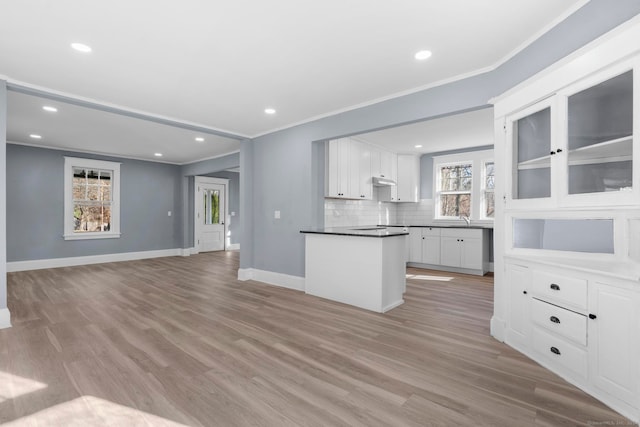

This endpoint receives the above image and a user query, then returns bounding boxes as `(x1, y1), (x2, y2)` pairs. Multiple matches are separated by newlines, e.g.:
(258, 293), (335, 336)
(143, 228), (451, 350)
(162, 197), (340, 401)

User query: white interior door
(198, 183), (225, 252)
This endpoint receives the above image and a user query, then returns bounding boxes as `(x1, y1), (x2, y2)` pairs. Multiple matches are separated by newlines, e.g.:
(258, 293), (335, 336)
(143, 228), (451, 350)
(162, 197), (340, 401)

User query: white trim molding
(237, 268), (305, 291)
(227, 243), (240, 251)
(64, 156), (121, 240)
(490, 316), (506, 342)
(7, 248), (183, 272)
(0, 308), (12, 329)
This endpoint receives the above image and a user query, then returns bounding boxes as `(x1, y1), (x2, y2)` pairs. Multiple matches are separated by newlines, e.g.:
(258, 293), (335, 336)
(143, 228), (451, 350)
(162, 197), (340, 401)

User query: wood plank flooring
(0, 251), (635, 426)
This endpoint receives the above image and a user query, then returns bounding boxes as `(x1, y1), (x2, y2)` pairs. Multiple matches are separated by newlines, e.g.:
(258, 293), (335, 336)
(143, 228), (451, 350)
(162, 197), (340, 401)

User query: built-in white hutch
(491, 17), (640, 423)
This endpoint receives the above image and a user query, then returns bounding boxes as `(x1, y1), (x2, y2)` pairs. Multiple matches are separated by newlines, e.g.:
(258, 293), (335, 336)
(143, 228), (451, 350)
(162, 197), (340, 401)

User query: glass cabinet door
(567, 70), (633, 195)
(510, 104), (552, 201)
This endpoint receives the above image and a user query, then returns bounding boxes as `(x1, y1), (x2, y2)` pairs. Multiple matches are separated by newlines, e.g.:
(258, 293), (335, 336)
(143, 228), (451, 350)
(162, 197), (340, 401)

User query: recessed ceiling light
(264, 108), (276, 115)
(415, 144), (423, 148)
(42, 106), (58, 113)
(30, 134), (42, 139)
(154, 153), (163, 157)
(195, 137), (205, 142)
(414, 50), (432, 61)
(71, 42), (92, 53)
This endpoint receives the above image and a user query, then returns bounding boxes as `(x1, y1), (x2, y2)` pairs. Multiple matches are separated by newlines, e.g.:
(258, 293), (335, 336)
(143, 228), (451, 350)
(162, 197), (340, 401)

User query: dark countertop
(383, 224), (494, 230)
(300, 226), (409, 238)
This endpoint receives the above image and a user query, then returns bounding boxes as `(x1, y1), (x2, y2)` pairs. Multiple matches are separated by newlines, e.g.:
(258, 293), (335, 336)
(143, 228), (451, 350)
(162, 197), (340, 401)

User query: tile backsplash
(324, 192), (435, 227)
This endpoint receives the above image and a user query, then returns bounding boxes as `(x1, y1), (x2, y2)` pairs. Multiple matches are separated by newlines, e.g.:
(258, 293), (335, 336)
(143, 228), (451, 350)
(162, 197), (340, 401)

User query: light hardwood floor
(0, 251), (635, 426)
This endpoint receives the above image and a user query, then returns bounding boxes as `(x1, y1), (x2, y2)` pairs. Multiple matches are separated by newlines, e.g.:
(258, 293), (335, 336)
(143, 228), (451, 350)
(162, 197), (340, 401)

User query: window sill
(63, 232), (121, 241)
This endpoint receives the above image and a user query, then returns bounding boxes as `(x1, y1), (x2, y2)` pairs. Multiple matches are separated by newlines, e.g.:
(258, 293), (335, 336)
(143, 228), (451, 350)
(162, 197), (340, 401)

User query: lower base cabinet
(408, 227), (490, 275)
(505, 260), (640, 422)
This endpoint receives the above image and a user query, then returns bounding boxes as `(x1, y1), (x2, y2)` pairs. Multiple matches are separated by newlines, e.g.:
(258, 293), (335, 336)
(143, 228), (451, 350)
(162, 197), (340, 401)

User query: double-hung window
(436, 163), (472, 218)
(64, 157), (121, 240)
(433, 149), (494, 221)
(483, 161), (495, 219)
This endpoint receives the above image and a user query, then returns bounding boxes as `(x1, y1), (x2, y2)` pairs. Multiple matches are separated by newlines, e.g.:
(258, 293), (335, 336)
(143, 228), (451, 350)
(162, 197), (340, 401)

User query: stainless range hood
(372, 176), (397, 186)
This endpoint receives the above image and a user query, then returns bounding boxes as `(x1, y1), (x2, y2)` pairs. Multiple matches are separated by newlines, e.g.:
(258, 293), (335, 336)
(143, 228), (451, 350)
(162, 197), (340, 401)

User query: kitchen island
(300, 226), (408, 313)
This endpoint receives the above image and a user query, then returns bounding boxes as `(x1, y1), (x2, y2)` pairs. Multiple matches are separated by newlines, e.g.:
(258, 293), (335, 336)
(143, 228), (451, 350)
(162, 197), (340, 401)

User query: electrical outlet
(274, 210), (281, 219)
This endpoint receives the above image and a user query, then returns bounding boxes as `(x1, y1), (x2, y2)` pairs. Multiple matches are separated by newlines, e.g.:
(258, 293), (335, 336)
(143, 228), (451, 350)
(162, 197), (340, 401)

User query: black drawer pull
(550, 346), (561, 355)
(550, 316), (560, 324)
(589, 313), (597, 320)
(550, 284), (560, 291)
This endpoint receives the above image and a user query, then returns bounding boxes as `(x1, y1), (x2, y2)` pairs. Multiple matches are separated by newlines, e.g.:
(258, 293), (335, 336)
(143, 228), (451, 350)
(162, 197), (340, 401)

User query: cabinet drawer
(533, 327), (587, 379)
(532, 271), (587, 311)
(421, 227), (441, 236)
(441, 228), (482, 239)
(531, 298), (587, 345)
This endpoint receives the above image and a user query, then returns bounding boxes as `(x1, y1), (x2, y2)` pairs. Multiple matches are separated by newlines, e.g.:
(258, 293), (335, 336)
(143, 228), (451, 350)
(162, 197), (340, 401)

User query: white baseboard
(490, 316), (506, 342)
(382, 299), (404, 313)
(0, 308), (11, 329)
(7, 248), (184, 272)
(181, 247), (197, 257)
(237, 268), (305, 291)
(227, 243), (240, 251)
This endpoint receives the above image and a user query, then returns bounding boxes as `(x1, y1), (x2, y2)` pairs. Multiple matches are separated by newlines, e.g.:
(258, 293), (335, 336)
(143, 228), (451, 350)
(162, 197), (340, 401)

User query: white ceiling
(7, 91), (240, 164)
(354, 108), (494, 155)
(1, 0), (585, 162)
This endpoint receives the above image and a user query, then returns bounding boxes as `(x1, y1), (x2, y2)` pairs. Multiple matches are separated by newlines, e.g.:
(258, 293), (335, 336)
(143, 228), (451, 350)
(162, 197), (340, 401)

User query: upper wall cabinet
(325, 138), (372, 200)
(502, 57), (639, 210)
(371, 149), (397, 181)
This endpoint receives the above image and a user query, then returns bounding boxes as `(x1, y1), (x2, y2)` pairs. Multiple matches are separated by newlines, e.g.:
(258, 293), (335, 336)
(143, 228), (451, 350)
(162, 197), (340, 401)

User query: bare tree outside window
(73, 168), (112, 232)
(484, 162), (495, 218)
(438, 164), (472, 217)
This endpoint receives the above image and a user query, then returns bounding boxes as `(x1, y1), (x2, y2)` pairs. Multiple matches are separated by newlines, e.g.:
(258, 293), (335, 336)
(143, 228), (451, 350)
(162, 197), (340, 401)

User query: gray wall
(419, 144), (494, 199)
(206, 170), (240, 245)
(6, 144), (183, 262)
(241, 0), (640, 277)
(179, 152), (240, 248)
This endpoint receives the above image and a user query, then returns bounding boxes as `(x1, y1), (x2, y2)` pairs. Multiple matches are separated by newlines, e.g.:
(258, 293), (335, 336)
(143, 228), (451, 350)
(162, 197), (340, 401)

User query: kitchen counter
(300, 226), (409, 238)
(302, 228), (407, 313)
(384, 224), (494, 229)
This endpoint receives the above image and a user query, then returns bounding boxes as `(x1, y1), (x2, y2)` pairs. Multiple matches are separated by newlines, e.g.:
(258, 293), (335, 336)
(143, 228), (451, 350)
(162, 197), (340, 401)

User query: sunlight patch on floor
(3, 395), (190, 426)
(0, 371), (47, 403)
(406, 274), (454, 282)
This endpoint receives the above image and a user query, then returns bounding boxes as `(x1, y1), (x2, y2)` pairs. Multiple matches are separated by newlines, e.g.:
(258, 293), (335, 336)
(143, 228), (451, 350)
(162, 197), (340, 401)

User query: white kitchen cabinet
(326, 139), (350, 199)
(325, 138), (372, 200)
(380, 154), (419, 203)
(505, 263), (531, 350)
(408, 228), (422, 263)
(440, 228), (483, 270)
(503, 58), (639, 210)
(589, 282), (640, 408)
(494, 22), (640, 423)
(352, 140), (372, 200)
(408, 227), (441, 265)
(421, 227), (441, 265)
(503, 258), (640, 422)
(371, 148), (396, 180)
(407, 227), (488, 275)
(396, 155), (420, 202)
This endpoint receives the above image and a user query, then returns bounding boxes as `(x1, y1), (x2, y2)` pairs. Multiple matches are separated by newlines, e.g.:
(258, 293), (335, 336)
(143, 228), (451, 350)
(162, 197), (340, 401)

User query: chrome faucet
(460, 215), (471, 226)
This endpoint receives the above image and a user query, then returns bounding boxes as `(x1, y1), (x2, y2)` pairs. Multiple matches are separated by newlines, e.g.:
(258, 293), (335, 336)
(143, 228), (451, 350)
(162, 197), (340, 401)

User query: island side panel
(305, 234), (384, 312)
(381, 235), (407, 312)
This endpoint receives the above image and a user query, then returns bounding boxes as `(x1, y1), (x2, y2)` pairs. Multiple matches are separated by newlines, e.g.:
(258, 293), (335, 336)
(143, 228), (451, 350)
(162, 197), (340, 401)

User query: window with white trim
(64, 157), (121, 240)
(436, 162), (472, 218)
(483, 161), (495, 218)
(433, 149), (494, 222)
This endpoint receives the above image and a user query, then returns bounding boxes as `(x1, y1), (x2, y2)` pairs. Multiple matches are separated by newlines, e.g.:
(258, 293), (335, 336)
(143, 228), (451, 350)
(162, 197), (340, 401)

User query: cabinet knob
(523, 290), (528, 295)
(550, 346), (561, 355)
(550, 150), (556, 155)
(589, 313), (597, 320)
(381, 175), (385, 177)
(549, 316), (560, 324)
(422, 237), (425, 240)
(556, 148), (563, 153)
(550, 284), (560, 291)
